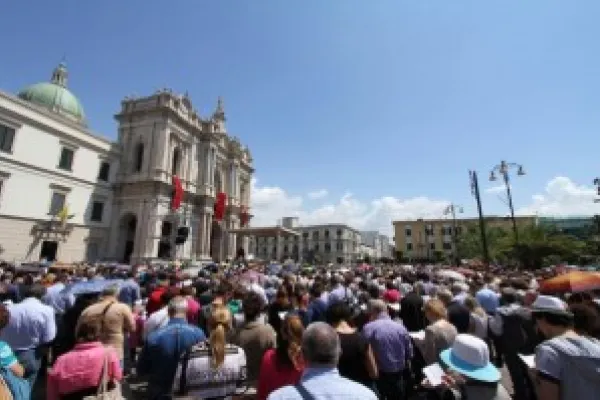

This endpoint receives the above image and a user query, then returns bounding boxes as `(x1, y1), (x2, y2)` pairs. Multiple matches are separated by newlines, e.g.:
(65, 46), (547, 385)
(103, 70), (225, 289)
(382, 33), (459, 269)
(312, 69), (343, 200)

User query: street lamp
(490, 160), (525, 243)
(444, 203), (463, 266)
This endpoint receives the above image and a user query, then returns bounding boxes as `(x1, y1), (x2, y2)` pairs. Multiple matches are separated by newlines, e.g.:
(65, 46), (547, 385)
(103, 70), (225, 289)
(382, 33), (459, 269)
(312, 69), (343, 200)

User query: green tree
(456, 222), (584, 268)
(497, 224), (585, 269)
(455, 223), (510, 262)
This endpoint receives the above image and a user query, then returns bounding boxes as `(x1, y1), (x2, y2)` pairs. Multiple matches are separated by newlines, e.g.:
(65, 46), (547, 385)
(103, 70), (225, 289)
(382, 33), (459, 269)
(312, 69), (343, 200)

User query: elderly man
(77, 284), (135, 366)
(268, 322), (376, 400)
(0, 284), (56, 386)
(363, 299), (413, 400)
(137, 296), (206, 400)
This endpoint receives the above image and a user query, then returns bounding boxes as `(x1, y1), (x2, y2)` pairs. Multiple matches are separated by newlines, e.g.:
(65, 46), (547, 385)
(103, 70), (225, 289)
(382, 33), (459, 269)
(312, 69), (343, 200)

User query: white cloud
(251, 178), (449, 236)
(307, 189), (328, 200)
(250, 176), (600, 237)
(517, 176), (600, 216)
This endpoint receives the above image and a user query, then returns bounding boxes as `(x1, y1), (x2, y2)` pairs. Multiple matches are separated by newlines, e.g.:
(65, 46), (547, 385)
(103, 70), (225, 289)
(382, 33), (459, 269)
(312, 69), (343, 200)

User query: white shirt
(173, 343), (247, 399)
(143, 307), (169, 339)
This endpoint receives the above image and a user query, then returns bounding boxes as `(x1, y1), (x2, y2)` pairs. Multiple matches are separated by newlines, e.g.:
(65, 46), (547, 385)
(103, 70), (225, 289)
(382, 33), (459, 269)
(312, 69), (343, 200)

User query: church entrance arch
(118, 213), (137, 263)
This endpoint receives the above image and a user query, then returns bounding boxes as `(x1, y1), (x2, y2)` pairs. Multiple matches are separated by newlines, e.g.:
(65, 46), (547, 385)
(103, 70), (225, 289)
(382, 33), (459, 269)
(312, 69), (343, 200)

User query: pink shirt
(186, 296), (201, 325)
(47, 342), (122, 400)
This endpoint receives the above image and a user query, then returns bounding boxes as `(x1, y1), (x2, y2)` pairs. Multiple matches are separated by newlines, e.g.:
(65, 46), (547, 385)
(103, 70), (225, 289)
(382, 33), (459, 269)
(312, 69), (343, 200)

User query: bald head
(302, 322), (341, 367)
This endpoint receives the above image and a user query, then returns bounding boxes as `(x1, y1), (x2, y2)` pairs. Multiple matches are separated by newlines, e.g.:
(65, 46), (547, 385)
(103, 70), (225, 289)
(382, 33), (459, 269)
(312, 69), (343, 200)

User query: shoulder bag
(82, 349), (123, 400)
(294, 382), (317, 400)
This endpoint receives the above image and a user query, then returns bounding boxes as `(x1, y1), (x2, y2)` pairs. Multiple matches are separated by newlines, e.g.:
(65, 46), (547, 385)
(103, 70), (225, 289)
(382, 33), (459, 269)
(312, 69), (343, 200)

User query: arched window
(133, 142), (144, 172)
(172, 147), (181, 176)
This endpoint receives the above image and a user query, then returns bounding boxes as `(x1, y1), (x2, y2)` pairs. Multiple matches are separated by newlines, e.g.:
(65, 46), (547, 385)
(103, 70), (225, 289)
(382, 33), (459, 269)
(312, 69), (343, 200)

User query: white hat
(440, 334), (500, 382)
(531, 295), (572, 316)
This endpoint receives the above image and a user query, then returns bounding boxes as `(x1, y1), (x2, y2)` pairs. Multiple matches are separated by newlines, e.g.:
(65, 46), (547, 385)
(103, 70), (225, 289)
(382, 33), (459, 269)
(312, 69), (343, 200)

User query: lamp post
(489, 160), (525, 243)
(469, 171), (490, 265)
(444, 203), (463, 266)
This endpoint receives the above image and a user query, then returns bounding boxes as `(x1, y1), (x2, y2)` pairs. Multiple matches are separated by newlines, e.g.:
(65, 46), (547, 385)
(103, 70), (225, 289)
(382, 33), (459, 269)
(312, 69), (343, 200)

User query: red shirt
(146, 286), (167, 314)
(256, 349), (303, 400)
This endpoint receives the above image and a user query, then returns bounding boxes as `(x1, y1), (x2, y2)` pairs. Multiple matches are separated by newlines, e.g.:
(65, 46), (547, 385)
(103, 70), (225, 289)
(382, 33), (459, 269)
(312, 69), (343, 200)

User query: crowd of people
(0, 260), (598, 400)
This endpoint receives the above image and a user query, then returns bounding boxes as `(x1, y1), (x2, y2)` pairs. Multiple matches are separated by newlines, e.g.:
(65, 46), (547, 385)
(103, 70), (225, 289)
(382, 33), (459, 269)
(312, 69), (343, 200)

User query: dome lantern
(17, 61), (86, 126)
(50, 62), (68, 87)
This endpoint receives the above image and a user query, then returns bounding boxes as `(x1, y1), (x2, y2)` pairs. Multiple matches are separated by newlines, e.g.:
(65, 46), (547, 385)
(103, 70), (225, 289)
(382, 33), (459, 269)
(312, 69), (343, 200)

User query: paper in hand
(423, 363), (444, 387)
(518, 354), (535, 369)
(278, 311), (287, 320)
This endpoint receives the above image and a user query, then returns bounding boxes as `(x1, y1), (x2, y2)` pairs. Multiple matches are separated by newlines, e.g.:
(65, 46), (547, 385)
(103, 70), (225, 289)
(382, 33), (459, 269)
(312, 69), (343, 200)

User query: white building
(249, 217), (362, 264)
(360, 231), (393, 260)
(0, 62), (254, 263)
(0, 63), (117, 262)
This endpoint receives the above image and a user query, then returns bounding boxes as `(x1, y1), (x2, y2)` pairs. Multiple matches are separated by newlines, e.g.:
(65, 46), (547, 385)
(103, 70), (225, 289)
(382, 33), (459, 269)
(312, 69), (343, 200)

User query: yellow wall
(392, 216), (536, 259)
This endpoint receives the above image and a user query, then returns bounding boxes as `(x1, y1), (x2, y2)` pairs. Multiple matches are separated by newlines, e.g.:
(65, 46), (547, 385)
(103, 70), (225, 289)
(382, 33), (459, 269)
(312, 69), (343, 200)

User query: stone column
(242, 236), (249, 256)
(275, 232), (282, 262)
(230, 231), (237, 260)
(205, 211), (213, 260)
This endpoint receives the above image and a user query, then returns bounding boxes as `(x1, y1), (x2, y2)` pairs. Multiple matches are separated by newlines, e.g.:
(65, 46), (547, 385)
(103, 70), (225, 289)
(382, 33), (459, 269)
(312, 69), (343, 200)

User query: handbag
(0, 367), (29, 400)
(82, 349), (122, 400)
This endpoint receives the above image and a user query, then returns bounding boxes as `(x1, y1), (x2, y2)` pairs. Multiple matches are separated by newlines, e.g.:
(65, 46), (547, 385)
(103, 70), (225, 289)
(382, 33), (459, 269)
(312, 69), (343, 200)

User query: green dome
(18, 63), (86, 126)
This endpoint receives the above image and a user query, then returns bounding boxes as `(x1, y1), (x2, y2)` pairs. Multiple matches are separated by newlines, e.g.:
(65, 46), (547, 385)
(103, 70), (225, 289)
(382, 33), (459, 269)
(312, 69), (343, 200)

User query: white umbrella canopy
(436, 269), (466, 281)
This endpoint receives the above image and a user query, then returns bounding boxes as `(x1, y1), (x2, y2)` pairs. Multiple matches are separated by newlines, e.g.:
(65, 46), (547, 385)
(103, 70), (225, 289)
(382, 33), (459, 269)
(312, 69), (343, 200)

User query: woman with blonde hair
(415, 298), (458, 365)
(173, 305), (247, 399)
(464, 296), (489, 340)
(256, 314), (305, 400)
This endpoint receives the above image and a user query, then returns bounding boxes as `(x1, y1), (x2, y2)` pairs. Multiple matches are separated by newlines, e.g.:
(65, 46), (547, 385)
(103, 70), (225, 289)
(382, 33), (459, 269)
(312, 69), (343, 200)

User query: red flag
(240, 206), (249, 227)
(171, 176), (183, 210)
(214, 192), (227, 221)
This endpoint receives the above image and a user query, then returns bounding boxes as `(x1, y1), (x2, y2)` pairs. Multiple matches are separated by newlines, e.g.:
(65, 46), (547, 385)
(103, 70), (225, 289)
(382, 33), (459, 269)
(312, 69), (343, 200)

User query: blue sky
(2, 1), (600, 229)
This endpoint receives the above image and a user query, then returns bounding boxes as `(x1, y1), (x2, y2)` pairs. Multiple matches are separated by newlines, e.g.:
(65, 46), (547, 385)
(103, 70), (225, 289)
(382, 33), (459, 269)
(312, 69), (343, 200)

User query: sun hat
(440, 334), (501, 383)
(531, 295), (573, 317)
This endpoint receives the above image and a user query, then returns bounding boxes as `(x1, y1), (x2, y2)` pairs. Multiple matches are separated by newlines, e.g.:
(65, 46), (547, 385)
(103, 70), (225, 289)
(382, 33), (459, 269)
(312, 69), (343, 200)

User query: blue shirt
(268, 367), (377, 400)
(42, 283), (68, 314)
(362, 313), (413, 373)
(328, 285), (350, 305)
(137, 318), (205, 399)
(306, 298), (327, 323)
(476, 287), (500, 314)
(118, 279), (141, 306)
(0, 297), (56, 351)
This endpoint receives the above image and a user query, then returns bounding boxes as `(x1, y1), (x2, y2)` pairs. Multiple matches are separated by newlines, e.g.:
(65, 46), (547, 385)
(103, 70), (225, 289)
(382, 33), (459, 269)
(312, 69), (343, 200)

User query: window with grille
(49, 192), (66, 215)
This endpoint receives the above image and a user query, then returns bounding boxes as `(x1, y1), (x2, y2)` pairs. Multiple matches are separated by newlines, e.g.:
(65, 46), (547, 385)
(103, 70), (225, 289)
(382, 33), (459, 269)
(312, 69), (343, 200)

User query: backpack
(500, 307), (539, 354)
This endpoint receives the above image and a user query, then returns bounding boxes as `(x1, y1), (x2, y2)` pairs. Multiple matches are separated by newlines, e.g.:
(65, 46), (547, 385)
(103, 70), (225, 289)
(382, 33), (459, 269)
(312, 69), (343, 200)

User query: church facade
(0, 63), (253, 263)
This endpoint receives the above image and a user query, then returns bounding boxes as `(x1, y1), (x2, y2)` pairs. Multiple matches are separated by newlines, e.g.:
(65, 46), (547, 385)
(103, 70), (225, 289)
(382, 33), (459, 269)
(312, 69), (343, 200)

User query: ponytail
(287, 339), (303, 371)
(210, 322), (226, 368)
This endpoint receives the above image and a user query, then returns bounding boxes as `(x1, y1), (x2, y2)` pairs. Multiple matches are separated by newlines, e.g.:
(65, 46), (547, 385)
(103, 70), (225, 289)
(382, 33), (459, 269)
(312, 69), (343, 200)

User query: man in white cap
(532, 295), (600, 400)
